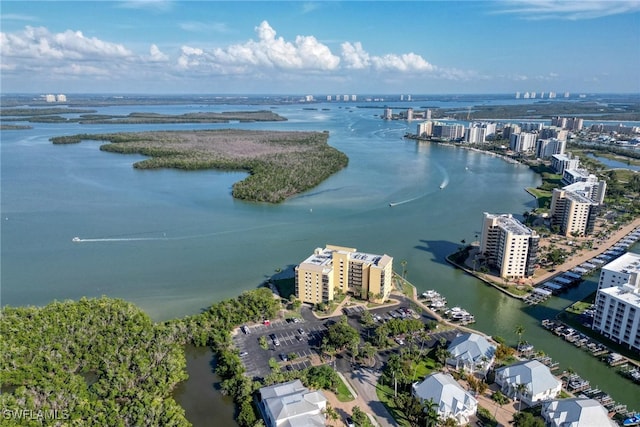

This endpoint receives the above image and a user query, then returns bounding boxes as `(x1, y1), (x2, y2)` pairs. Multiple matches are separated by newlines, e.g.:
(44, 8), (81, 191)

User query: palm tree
(422, 398), (440, 427)
(400, 260), (408, 279)
(515, 383), (528, 412)
(514, 324), (525, 347)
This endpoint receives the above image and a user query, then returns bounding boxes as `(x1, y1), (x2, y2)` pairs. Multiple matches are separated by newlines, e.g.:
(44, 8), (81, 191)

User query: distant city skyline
(1, 1), (639, 94)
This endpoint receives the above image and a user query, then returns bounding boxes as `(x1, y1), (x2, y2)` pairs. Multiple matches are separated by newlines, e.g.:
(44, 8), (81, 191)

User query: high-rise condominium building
(592, 253), (640, 352)
(596, 253), (640, 291)
(549, 189), (599, 237)
(509, 132), (537, 153)
(480, 213), (539, 279)
(295, 245), (393, 305)
(550, 154), (580, 175)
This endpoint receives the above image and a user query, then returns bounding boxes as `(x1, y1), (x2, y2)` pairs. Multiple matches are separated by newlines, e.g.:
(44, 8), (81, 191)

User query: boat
(72, 237), (81, 242)
(439, 184), (445, 189)
(624, 415), (640, 426)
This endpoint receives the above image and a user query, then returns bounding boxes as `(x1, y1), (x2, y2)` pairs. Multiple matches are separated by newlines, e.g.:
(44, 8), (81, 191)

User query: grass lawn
(376, 383), (411, 427)
(526, 187), (552, 209)
(336, 377), (355, 402)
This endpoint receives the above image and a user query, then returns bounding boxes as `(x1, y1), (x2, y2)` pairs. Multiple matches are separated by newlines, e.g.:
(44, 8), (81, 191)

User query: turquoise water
(2, 100), (638, 411)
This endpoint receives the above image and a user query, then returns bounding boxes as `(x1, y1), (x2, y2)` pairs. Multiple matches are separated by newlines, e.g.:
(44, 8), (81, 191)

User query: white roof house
(412, 372), (477, 425)
(259, 380), (327, 427)
(494, 360), (561, 406)
(542, 398), (617, 427)
(446, 332), (496, 374)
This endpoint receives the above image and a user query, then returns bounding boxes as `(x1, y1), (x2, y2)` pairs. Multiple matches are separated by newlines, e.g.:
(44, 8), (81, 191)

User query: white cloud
(1, 13), (38, 22)
(204, 21), (340, 72)
(0, 26), (132, 60)
(148, 44), (169, 62)
(493, 0), (640, 20)
(341, 42), (370, 69)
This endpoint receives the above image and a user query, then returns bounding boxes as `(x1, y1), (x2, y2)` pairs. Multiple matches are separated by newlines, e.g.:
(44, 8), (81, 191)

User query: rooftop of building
(495, 360), (561, 395)
(299, 245), (391, 268)
(602, 252), (640, 275)
(564, 190), (596, 205)
(484, 213), (537, 237)
(599, 285), (640, 307)
(542, 398), (616, 427)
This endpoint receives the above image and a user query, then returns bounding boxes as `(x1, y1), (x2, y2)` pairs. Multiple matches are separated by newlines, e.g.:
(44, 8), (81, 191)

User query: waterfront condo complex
(592, 253), (640, 352)
(294, 245), (393, 305)
(479, 213), (539, 279)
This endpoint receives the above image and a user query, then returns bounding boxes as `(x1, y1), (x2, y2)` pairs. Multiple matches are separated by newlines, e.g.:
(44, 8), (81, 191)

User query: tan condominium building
(480, 213), (539, 279)
(550, 189), (599, 237)
(295, 244), (393, 305)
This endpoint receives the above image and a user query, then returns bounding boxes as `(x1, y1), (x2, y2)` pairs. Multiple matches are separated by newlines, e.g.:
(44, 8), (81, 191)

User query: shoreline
(445, 217), (640, 300)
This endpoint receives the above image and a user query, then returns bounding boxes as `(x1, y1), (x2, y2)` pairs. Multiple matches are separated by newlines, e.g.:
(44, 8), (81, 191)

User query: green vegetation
(442, 101), (640, 121)
(51, 129), (349, 203)
(1, 109), (286, 124)
(0, 107), (96, 116)
(0, 298), (190, 426)
(335, 377), (355, 402)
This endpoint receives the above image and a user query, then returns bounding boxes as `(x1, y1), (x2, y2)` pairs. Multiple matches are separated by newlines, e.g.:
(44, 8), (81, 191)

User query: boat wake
(71, 222), (289, 244)
(389, 195), (423, 207)
(436, 163), (450, 190)
(72, 236), (166, 243)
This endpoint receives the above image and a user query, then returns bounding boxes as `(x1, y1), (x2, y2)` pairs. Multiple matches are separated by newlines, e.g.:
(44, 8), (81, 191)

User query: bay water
(2, 99), (638, 418)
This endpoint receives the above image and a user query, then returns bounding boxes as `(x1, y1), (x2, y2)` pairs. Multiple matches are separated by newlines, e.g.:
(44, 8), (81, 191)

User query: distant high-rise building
(564, 92), (570, 98)
(432, 122), (465, 140)
(326, 95), (332, 101)
(548, 91), (556, 99)
(540, 92), (545, 99)
(383, 107), (393, 120)
(400, 94), (404, 101)
(536, 138), (566, 159)
(531, 92), (537, 99)
(550, 153), (580, 174)
(509, 132), (537, 153)
(426, 109), (432, 120)
(56, 94), (67, 102)
(515, 92), (521, 99)
(524, 92), (530, 99)
(407, 94), (411, 101)
(342, 95), (349, 101)
(480, 213), (539, 279)
(416, 121), (434, 137)
(45, 94), (56, 102)
(351, 95), (357, 101)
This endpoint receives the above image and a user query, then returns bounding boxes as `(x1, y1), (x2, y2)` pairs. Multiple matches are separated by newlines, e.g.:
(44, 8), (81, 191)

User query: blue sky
(1, 1), (639, 94)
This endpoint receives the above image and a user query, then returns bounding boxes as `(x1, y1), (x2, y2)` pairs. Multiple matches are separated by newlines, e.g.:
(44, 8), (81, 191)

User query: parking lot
(233, 298), (458, 380)
(233, 314), (329, 379)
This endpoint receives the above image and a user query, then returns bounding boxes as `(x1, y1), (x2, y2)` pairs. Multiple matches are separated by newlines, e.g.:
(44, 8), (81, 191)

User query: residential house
(412, 372), (477, 425)
(494, 360), (561, 406)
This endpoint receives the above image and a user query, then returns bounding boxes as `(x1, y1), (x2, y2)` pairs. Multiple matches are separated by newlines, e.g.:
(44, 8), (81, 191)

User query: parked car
(241, 325), (250, 334)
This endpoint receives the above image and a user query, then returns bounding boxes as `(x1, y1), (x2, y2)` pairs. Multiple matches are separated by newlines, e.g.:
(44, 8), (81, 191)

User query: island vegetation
(0, 298), (190, 426)
(50, 129), (349, 203)
(2, 110), (287, 124)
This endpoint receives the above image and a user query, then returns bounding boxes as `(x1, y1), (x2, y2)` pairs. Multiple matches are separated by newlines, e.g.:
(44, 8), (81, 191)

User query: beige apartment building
(550, 189), (599, 237)
(295, 244), (393, 305)
(480, 213), (539, 279)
